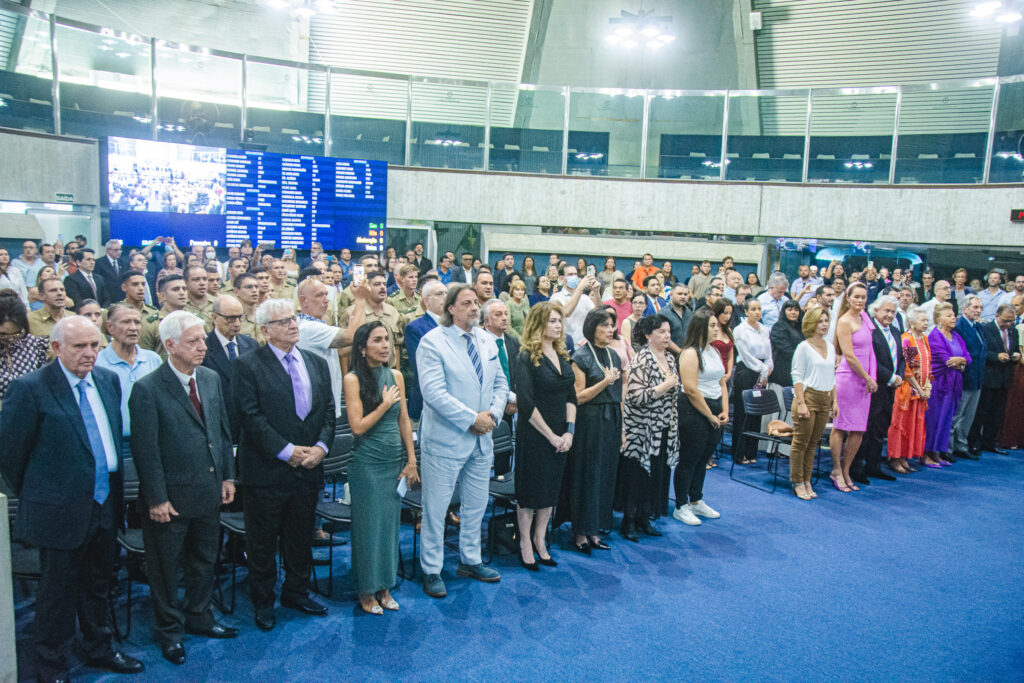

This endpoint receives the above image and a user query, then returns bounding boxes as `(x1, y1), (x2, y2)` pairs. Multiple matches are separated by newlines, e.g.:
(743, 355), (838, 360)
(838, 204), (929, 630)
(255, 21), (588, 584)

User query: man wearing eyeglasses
(202, 294), (257, 440)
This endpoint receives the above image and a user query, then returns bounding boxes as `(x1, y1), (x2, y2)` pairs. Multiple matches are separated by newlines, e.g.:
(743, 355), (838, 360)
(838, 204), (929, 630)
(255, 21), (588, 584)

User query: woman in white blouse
(673, 308), (728, 526)
(731, 298), (773, 465)
(0, 248), (28, 304)
(788, 307), (837, 500)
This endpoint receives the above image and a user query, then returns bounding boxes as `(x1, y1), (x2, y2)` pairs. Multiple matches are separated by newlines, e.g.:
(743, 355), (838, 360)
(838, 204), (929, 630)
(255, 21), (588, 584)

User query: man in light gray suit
(416, 283), (509, 597)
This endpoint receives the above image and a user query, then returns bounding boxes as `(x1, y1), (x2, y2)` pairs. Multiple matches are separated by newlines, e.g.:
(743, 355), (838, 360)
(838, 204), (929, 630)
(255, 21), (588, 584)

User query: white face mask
(565, 275), (579, 290)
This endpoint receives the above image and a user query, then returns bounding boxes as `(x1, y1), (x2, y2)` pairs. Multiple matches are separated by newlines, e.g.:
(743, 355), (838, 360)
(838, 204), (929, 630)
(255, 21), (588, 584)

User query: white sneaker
(689, 500), (720, 519)
(673, 505), (701, 526)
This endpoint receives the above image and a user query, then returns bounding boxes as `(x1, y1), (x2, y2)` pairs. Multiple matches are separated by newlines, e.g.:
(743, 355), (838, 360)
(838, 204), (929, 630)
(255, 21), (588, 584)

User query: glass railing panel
(488, 84), (564, 174)
(647, 91), (725, 180)
(327, 72), (407, 165)
(154, 41), (241, 147)
(807, 88), (896, 184)
(567, 89), (643, 177)
(894, 80), (994, 184)
(989, 79), (1024, 184)
(725, 91), (806, 182)
(245, 60), (323, 156)
(54, 23), (152, 140)
(0, 9), (54, 133)
(409, 79), (486, 170)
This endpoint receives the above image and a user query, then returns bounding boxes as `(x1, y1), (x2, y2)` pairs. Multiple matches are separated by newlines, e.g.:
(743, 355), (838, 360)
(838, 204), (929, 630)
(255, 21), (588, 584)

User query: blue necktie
(463, 333), (483, 383)
(76, 380), (110, 504)
(227, 340), (237, 360)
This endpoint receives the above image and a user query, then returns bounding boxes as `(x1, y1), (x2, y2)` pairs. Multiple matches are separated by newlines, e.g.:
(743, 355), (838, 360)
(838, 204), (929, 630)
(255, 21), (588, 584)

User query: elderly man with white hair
(234, 297), (336, 629)
(952, 294), (986, 459)
(757, 272), (791, 329)
(129, 310), (237, 664)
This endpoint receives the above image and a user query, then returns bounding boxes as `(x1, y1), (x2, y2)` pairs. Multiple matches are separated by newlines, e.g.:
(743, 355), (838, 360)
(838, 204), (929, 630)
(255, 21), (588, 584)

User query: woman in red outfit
(887, 307), (932, 473)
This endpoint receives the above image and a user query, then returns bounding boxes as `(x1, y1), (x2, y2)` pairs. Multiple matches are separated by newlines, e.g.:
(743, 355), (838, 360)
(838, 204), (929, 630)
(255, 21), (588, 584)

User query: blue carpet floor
(13, 449), (1024, 681)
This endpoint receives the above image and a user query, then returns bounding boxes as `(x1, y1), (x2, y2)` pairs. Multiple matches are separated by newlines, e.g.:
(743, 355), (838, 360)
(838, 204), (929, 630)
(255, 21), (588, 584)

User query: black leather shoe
(87, 651), (145, 674)
(621, 520), (640, 542)
(281, 595), (328, 617)
(640, 523), (662, 537)
(850, 471), (870, 485)
(575, 541), (592, 555)
(254, 606), (276, 632)
(161, 642), (185, 665)
(961, 451), (979, 460)
(991, 446), (1009, 455)
(865, 468), (896, 481)
(520, 555), (539, 571)
(590, 539), (610, 550)
(185, 623), (238, 639)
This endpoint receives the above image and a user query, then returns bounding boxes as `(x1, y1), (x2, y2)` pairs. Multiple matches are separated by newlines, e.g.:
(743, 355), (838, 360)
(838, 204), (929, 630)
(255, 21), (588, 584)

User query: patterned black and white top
(623, 345), (679, 475)
(0, 334), (48, 401)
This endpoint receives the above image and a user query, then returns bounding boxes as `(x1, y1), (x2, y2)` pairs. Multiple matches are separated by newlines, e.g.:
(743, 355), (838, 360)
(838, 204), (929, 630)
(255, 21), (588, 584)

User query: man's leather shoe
(281, 595), (328, 616)
(456, 562), (501, 583)
(961, 451), (979, 460)
(87, 651), (145, 674)
(991, 446), (1009, 455)
(185, 622), (238, 639)
(850, 471), (870, 485)
(254, 606), (276, 631)
(161, 642), (185, 665)
(423, 573), (447, 598)
(945, 452), (957, 463)
(639, 523), (663, 537)
(865, 468), (896, 481)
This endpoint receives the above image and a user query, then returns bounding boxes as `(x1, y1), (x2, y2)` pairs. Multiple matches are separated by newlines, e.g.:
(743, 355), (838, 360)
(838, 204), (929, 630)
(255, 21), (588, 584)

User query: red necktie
(189, 377), (204, 422)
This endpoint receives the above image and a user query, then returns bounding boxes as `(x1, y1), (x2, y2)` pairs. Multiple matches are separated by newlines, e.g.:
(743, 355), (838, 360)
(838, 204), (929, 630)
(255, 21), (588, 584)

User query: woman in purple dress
(830, 282), (877, 492)
(924, 303), (970, 465)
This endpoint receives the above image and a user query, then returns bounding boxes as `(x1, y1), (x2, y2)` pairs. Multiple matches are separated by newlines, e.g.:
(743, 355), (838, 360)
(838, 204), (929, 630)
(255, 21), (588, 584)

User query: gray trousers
(950, 388), (981, 453)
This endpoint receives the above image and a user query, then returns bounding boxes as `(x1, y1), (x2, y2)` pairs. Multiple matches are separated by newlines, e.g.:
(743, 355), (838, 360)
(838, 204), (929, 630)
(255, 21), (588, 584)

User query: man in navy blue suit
(404, 279), (447, 420)
(953, 295), (986, 459)
(1, 316), (145, 681)
(202, 294), (257, 440)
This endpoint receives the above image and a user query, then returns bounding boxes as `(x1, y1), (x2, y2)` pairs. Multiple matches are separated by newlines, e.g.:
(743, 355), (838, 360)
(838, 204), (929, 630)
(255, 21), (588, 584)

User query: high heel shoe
(533, 540), (557, 567)
(830, 476), (852, 493)
(589, 538), (610, 550)
(574, 540), (592, 555)
(519, 555), (539, 571)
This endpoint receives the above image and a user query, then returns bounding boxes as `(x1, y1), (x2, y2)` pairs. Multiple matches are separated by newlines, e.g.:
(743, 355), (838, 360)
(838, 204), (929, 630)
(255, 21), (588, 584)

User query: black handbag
(487, 510), (518, 556)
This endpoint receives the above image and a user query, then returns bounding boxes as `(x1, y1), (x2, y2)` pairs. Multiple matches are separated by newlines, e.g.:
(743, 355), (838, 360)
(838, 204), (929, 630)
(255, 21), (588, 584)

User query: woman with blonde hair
(888, 307), (932, 472)
(788, 307), (836, 499)
(513, 301), (577, 570)
(506, 279), (530, 338)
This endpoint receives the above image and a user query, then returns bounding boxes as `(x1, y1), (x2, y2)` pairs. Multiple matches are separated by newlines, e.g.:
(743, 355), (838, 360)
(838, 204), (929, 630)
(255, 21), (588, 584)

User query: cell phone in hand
(352, 264), (365, 287)
(587, 265), (596, 277)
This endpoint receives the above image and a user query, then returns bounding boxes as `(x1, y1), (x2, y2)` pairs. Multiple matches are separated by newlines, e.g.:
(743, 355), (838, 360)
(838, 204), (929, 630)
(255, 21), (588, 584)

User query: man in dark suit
(452, 252), (478, 284)
(953, 295), (986, 459)
(481, 298), (520, 475)
(412, 242), (433, 276)
(0, 316), (144, 681)
(64, 248), (111, 308)
(234, 297), (335, 631)
(93, 239), (130, 304)
(202, 294), (257, 440)
(405, 280), (447, 420)
(129, 311), (238, 665)
(970, 303), (1020, 454)
(852, 295), (905, 483)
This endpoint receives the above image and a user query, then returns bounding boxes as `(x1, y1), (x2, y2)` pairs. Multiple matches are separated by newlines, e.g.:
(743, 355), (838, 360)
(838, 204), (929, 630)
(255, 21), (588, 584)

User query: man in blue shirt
(95, 304), (162, 441)
(977, 270), (1012, 322)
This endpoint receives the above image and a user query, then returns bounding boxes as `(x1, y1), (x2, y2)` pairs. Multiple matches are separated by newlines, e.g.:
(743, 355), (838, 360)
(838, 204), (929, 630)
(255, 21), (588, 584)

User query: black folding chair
(485, 421), (515, 563)
(1, 481), (40, 594)
(115, 457), (145, 637)
(729, 389), (791, 493)
(214, 510), (246, 614)
(311, 433), (354, 598)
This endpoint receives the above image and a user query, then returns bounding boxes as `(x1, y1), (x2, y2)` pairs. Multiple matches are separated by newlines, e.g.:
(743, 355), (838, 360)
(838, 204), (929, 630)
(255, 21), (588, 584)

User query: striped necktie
(463, 333), (483, 383)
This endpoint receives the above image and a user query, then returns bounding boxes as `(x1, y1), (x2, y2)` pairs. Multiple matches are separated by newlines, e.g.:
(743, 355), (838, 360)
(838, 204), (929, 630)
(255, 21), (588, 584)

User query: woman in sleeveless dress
(831, 283), (877, 492)
(888, 307), (932, 471)
(344, 321), (419, 615)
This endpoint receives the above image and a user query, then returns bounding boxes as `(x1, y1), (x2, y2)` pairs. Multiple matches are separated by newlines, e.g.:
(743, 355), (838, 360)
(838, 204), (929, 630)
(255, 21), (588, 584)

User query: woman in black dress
(769, 299), (803, 387)
(513, 301), (577, 570)
(568, 308), (623, 554)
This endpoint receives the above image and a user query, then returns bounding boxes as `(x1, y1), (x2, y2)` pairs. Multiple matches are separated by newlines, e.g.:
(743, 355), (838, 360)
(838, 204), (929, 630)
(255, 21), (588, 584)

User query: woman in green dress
(344, 321), (419, 615)
(506, 279), (530, 339)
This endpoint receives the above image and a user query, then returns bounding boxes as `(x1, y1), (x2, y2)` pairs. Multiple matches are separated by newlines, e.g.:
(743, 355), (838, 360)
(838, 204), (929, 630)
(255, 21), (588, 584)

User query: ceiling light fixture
(606, 8), (675, 50)
(267, 0), (339, 17)
(970, 1), (1023, 23)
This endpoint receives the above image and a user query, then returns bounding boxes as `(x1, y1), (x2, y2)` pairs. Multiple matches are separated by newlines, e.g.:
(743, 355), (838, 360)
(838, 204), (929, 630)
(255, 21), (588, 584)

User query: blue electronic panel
(105, 136), (386, 251)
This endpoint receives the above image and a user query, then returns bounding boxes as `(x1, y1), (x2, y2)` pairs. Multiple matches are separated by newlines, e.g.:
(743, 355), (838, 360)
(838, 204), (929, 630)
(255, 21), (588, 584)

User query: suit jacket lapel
(45, 362), (91, 451)
(444, 326), (478, 382)
(205, 332), (230, 377)
(95, 373), (122, 442)
(159, 362), (205, 427)
(261, 344), (295, 398)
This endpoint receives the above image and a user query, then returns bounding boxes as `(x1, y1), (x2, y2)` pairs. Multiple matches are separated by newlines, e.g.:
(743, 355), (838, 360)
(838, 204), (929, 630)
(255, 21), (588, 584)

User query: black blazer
(64, 269), (110, 308)
(981, 321), (1019, 389)
(129, 363), (234, 516)
(201, 330), (257, 439)
(499, 332), (521, 393)
(870, 322), (906, 387)
(233, 344), (335, 488)
(452, 267), (478, 285)
(0, 361), (123, 549)
(93, 255), (129, 303)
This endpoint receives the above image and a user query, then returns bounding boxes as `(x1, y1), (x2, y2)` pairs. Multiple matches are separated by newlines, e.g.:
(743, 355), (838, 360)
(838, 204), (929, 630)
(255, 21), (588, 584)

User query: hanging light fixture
(605, 8), (675, 49)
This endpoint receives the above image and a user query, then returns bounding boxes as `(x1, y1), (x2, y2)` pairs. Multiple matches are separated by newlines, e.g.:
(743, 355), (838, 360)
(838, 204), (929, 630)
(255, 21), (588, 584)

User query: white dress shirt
(790, 341), (836, 392)
(734, 320), (773, 378)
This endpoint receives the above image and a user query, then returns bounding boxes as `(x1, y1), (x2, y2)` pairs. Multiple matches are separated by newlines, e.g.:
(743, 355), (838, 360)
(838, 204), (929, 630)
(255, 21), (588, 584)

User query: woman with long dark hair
(0, 290), (47, 409)
(0, 248), (28, 304)
(731, 298), (772, 465)
(567, 308), (623, 554)
(770, 299), (803, 387)
(343, 321), (419, 614)
(673, 308), (727, 526)
(521, 256), (539, 295)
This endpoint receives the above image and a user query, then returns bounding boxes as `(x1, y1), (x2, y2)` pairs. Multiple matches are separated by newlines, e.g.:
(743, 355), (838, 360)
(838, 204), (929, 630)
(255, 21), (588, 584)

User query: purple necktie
(284, 353), (311, 420)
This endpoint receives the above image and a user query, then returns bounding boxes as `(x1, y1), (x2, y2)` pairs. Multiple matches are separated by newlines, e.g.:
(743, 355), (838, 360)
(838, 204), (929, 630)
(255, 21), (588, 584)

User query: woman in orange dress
(887, 307), (933, 472)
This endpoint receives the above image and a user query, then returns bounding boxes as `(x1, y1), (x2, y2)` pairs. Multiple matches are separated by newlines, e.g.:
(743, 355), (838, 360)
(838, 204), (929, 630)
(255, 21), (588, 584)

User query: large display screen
(105, 137), (386, 251)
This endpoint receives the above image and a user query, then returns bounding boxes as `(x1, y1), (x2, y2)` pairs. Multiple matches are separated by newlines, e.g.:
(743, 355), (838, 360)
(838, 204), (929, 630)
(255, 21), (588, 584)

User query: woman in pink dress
(830, 283), (877, 492)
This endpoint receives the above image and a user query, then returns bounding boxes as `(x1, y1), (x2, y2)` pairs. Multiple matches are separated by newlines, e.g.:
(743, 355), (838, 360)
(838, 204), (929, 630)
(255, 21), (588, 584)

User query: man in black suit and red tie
(92, 239), (129, 304)
(129, 310), (238, 665)
(233, 297), (336, 631)
(63, 248), (111, 308)
(852, 295), (905, 483)
(971, 303), (1020, 454)
(1, 316), (144, 681)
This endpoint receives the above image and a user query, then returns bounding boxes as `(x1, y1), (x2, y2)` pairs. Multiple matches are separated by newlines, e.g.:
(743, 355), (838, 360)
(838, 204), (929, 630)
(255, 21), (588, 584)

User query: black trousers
(141, 510), (220, 645)
(731, 364), (761, 463)
(675, 396), (722, 506)
(35, 498), (115, 681)
(854, 385), (895, 472)
(970, 385), (1009, 450)
(243, 480), (319, 608)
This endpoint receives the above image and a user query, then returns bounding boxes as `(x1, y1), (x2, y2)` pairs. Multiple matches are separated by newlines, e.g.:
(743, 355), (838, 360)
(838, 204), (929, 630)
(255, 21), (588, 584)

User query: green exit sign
(54, 193), (74, 203)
